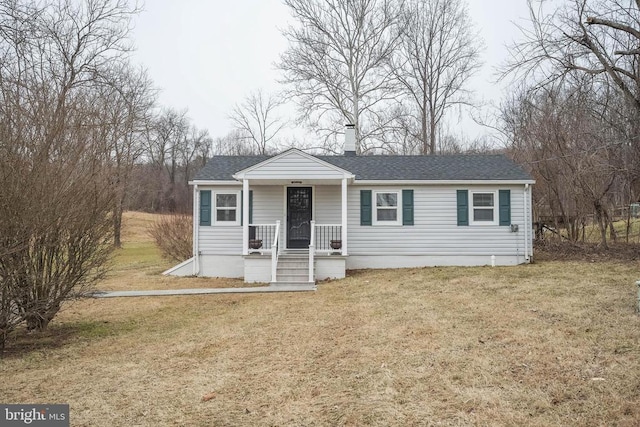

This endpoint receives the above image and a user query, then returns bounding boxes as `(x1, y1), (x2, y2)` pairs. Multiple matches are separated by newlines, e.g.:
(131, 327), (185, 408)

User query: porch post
(242, 179), (249, 255)
(341, 177), (348, 255)
(193, 184), (199, 275)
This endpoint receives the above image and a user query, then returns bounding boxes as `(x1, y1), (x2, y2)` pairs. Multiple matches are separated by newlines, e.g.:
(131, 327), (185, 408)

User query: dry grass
(1, 212), (640, 426)
(101, 211), (249, 291)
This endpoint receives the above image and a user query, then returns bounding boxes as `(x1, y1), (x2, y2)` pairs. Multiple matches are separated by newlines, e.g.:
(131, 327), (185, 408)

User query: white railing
(271, 220), (281, 282)
(314, 224), (343, 254)
(308, 220), (315, 282)
(247, 223), (277, 252)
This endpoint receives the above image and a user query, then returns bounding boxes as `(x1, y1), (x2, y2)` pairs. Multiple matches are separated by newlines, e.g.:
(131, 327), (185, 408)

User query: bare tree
(278, 0), (403, 152)
(507, 0), (640, 108)
(0, 0), (141, 347)
(506, 0), (640, 171)
(502, 0), (640, 246)
(97, 64), (156, 247)
(146, 108), (190, 185)
(392, 0), (482, 154)
(180, 125), (213, 183)
(229, 90), (285, 155)
(138, 108), (214, 212)
(213, 130), (262, 155)
(500, 82), (628, 247)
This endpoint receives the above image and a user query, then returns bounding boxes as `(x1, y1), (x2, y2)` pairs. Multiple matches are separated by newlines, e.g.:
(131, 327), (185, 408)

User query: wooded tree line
(500, 0), (640, 247)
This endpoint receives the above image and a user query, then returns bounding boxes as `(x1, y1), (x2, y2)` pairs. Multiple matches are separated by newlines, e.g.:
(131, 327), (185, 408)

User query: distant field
(1, 212), (639, 426)
(101, 211), (248, 291)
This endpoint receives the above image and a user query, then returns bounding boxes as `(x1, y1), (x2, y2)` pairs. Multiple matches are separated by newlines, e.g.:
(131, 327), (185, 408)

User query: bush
(149, 214), (193, 262)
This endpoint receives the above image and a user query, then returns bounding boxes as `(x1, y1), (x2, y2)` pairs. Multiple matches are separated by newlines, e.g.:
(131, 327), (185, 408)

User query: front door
(287, 187), (312, 249)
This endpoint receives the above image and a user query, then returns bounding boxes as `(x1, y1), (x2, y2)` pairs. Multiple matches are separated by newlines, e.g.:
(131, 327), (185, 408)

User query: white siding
(242, 151), (347, 180)
(251, 185), (283, 224)
(315, 185), (341, 224)
(198, 185), (242, 255)
(196, 182), (532, 277)
(346, 184), (529, 260)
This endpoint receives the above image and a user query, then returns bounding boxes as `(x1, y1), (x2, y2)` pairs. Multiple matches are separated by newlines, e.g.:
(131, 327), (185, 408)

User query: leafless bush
(149, 214), (193, 262)
(0, 0), (140, 351)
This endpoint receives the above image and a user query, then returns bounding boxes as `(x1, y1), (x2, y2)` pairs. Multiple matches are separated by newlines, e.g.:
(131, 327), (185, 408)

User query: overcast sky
(131, 0), (533, 145)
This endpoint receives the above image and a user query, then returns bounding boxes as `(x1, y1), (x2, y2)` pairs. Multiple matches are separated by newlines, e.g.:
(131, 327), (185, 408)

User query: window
(214, 192), (239, 225)
(471, 192), (497, 224)
(373, 191), (401, 225)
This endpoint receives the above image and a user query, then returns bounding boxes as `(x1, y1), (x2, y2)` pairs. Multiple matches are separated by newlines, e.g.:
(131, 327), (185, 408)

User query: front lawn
(1, 213), (639, 426)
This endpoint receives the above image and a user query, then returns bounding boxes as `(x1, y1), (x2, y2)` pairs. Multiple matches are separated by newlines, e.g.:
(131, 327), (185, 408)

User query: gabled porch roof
(232, 148), (354, 184)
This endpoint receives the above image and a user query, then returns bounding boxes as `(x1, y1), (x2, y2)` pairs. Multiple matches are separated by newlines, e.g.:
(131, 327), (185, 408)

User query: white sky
(131, 0), (533, 145)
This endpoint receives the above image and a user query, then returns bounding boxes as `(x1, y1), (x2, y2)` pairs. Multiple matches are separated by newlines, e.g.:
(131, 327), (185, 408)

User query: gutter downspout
(193, 184), (200, 275)
(524, 184), (529, 262)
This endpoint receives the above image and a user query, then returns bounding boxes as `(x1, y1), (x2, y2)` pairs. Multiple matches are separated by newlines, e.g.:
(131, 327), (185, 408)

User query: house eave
(189, 180), (240, 186)
(353, 179), (536, 185)
(190, 178), (535, 186)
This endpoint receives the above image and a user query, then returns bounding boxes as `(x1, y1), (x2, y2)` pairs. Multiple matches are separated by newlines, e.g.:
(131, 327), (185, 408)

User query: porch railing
(309, 221), (315, 282)
(314, 224), (343, 254)
(271, 220), (280, 282)
(248, 224), (277, 252)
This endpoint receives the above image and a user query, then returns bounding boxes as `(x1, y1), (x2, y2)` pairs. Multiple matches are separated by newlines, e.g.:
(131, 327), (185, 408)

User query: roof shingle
(194, 153), (533, 182)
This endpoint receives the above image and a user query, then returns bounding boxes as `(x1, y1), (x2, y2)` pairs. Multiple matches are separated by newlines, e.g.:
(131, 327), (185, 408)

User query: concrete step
(277, 278), (311, 285)
(270, 281), (316, 290)
(278, 265), (308, 271)
(277, 263), (308, 269)
(278, 254), (309, 259)
(275, 253), (315, 284)
(277, 272), (309, 279)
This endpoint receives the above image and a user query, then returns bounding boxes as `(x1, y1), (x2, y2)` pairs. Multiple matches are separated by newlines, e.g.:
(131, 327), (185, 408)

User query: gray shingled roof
(194, 153), (533, 181)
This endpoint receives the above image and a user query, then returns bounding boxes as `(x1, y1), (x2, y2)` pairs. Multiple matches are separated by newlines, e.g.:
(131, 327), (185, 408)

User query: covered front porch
(240, 181), (349, 286)
(233, 149), (354, 285)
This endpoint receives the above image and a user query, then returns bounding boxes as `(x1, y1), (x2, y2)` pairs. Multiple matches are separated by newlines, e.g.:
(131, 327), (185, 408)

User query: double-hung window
(373, 191), (401, 225)
(471, 191), (497, 225)
(215, 192), (240, 225)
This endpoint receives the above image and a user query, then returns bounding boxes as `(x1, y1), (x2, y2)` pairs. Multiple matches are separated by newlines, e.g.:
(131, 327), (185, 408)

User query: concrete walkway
(91, 285), (316, 298)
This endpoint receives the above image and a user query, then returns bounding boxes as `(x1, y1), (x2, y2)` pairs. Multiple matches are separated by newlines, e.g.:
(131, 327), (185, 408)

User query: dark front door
(287, 187), (312, 249)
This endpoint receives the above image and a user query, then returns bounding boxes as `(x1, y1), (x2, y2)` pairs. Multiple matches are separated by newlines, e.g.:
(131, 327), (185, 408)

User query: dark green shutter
(200, 190), (211, 226)
(402, 189), (414, 226)
(457, 190), (468, 226)
(360, 190), (372, 226)
(499, 190), (511, 226)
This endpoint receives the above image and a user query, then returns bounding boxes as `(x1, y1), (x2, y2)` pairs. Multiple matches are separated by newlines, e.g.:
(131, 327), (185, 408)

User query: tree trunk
(429, 111), (436, 155)
(113, 203), (123, 248)
(594, 201), (608, 249)
(421, 112), (428, 155)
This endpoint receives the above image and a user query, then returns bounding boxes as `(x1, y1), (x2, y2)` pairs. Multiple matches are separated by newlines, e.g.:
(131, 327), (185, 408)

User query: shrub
(149, 214), (193, 262)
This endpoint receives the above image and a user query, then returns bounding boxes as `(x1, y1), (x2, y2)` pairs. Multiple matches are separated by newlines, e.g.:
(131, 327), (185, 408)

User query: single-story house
(166, 125), (535, 286)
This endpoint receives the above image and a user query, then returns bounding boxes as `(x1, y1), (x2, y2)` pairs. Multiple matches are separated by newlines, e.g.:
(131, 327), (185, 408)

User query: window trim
(213, 190), (241, 226)
(372, 190), (402, 226)
(470, 191), (498, 225)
